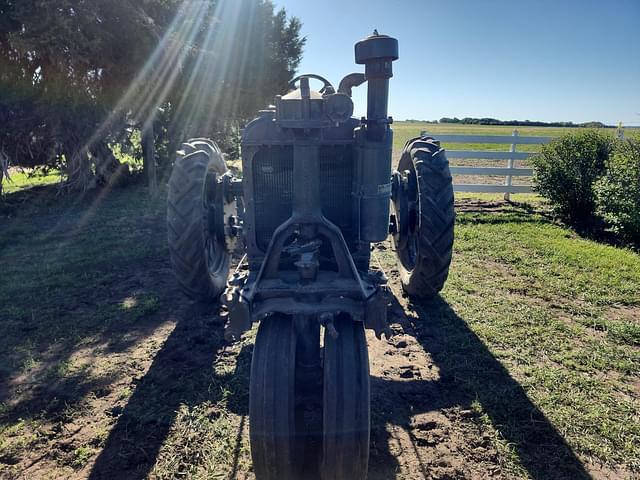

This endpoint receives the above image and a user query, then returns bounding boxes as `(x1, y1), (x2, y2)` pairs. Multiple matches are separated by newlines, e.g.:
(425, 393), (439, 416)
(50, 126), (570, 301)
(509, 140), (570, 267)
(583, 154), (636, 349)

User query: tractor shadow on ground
(369, 294), (591, 480)
(88, 304), (252, 480)
(88, 293), (590, 479)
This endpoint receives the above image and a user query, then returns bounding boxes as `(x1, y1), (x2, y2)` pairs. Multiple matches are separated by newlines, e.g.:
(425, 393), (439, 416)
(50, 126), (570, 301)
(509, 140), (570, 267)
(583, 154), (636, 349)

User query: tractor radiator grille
(253, 147), (294, 251)
(319, 145), (354, 241)
(253, 145), (354, 252)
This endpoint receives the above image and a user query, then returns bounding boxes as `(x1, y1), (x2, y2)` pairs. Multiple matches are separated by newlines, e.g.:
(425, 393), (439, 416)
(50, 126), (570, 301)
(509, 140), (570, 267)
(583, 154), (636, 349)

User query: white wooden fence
(421, 130), (554, 199)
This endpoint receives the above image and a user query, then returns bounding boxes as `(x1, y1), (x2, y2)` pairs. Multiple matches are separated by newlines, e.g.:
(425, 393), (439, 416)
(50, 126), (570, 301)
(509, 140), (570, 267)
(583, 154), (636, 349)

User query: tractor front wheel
(249, 314), (301, 479)
(321, 315), (370, 480)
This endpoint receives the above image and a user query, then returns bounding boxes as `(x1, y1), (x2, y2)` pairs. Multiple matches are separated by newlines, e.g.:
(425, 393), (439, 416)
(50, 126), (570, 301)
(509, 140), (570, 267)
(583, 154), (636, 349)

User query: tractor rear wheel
(321, 315), (370, 480)
(392, 136), (454, 298)
(167, 138), (230, 302)
(250, 314), (301, 479)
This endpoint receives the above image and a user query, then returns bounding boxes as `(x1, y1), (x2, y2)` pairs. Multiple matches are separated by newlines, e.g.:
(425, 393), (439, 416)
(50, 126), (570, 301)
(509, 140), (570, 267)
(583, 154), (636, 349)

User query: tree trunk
(0, 148), (7, 195)
(91, 141), (128, 187)
(168, 128), (185, 166)
(65, 145), (94, 191)
(141, 124), (157, 195)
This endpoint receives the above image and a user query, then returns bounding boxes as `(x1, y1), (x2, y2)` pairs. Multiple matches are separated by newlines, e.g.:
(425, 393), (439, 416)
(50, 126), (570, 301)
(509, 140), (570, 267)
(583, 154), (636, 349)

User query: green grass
(1, 169), (61, 194)
(440, 207), (640, 471)
(1, 138), (143, 196)
(454, 191), (543, 203)
(0, 183), (255, 478)
(392, 122), (639, 155)
(389, 123), (640, 192)
(365, 200), (640, 476)
(1, 161), (639, 477)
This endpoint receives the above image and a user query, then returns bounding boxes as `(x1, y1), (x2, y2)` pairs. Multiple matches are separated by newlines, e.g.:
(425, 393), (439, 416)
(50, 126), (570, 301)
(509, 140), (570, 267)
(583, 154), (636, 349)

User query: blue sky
(273, 0), (640, 125)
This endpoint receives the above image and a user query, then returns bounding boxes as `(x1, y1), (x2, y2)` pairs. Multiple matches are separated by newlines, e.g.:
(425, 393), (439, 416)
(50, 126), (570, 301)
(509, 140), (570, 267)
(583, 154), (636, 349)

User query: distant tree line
(0, 0), (304, 193)
(438, 117), (613, 128)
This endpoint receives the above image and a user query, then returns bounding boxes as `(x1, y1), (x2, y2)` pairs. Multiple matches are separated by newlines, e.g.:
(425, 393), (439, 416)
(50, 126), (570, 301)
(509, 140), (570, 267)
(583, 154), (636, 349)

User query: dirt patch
(367, 296), (508, 480)
(607, 305), (640, 325)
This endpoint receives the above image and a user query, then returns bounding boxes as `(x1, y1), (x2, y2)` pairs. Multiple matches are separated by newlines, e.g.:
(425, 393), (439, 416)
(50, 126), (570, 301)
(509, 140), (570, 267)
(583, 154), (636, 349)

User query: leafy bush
(531, 129), (614, 229)
(594, 136), (640, 243)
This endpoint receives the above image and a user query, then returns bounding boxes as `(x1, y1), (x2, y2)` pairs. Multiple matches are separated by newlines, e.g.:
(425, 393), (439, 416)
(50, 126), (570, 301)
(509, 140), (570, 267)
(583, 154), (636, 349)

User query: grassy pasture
(391, 122), (637, 153)
(391, 123), (640, 201)
(0, 179), (638, 478)
(1, 122), (639, 478)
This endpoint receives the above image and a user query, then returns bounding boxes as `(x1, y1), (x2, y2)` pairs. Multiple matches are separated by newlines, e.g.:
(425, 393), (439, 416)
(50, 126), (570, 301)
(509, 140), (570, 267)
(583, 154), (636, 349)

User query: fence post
(504, 129), (518, 201)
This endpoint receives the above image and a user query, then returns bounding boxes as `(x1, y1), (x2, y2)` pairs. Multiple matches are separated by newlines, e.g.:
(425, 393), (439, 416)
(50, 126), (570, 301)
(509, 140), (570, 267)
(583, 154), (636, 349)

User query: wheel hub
(391, 169), (419, 253)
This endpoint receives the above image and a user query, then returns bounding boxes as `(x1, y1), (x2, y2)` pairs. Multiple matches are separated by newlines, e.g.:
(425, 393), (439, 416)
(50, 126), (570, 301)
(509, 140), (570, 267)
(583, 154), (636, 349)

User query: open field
(391, 122), (640, 153)
(392, 123), (640, 194)
(6, 123), (637, 200)
(0, 182), (638, 479)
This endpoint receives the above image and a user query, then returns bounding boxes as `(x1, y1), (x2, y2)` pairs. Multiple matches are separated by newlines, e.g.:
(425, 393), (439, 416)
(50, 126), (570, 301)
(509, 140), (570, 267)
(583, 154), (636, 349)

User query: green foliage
(0, 0), (173, 185)
(594, 136), (640, 243)
(0, 0), (304, 191)
(531, 129), (614, 229)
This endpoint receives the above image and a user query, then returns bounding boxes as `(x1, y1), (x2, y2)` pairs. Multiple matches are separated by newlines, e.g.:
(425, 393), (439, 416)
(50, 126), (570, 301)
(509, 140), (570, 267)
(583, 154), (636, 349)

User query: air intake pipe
(355, 32), (399, 141)
(354, 32), (399, 242)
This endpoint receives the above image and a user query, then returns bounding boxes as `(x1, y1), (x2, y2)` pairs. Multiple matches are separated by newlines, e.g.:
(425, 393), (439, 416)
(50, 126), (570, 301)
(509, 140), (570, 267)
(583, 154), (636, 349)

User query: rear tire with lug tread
(167, 138), (230, 302)
(394, 136), (454, 298)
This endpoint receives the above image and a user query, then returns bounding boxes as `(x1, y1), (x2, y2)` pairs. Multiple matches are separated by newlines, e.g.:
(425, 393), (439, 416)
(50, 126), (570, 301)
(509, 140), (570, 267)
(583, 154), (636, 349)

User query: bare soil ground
(1, 186), (638, 479)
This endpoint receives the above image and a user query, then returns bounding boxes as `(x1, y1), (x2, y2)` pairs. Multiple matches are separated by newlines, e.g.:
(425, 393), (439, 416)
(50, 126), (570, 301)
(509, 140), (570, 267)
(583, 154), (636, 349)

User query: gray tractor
(167, 32), (454, 479)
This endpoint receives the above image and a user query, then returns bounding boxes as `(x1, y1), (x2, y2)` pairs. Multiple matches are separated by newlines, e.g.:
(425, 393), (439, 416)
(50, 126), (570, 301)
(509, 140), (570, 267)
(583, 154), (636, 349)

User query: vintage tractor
(167, 32), (454, 479)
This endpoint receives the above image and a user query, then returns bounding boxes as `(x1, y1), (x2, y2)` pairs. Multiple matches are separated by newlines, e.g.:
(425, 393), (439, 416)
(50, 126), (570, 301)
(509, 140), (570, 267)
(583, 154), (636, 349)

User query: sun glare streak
(227, 4), (257, 123)
(32, 6), (192, 221)
(173, 0), (247, 135)
(199, 1), (247, 131)
(170, 0), (226, 129)
(45, 0), (229, 243)
(83, 0), (199, 149)
(135, 3), (211, 132)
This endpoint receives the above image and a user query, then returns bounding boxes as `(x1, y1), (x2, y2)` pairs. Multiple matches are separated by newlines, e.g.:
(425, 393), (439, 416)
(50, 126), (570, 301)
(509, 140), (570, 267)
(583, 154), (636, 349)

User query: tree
(0, 0), (305, 192)
(162, 1), (304, 161)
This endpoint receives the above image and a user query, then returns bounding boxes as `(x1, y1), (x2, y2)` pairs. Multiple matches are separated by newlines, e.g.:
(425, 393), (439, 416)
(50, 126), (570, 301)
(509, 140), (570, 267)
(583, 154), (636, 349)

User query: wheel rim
(205, 236), (227, 278)
(202, 172), (228, 281)
(393, 156), (420, 271)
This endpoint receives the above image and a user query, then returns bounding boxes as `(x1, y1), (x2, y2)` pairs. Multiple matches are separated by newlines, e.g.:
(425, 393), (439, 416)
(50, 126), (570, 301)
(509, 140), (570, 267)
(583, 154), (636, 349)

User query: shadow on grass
(90, 293), (590, 479)
(369, 293), (590, 479)
(0, 188), (170, 417)
(88, 304), (251, 480)
(0, 172), (151, 221)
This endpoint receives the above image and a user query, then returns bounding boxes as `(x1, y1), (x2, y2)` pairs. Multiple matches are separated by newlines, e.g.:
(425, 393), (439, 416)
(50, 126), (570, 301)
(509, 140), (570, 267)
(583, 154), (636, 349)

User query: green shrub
(531, 129), (614, 229)
(594, 136), (640, 243)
